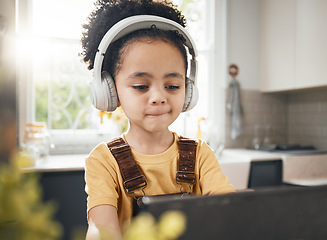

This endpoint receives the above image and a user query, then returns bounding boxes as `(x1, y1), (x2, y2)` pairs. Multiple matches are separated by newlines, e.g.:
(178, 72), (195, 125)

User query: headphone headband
(98, 15), (197, 55)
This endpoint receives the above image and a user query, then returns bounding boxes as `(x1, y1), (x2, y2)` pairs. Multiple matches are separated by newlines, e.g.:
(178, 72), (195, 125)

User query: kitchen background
(223, 0), (327, 151)
(1, 0), (326, 157)
(225, 88), (327, 151)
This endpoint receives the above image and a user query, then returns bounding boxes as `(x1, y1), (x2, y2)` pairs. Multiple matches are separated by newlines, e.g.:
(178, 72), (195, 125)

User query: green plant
(0, 157), (62, 240)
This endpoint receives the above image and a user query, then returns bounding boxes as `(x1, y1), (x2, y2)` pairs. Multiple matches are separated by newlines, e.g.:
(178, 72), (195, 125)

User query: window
(17, 0), (224, 154)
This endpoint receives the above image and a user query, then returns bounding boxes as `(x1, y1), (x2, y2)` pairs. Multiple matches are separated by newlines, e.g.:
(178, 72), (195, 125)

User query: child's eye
(132, 85), (148, 90)
(166, 85), (180, 90)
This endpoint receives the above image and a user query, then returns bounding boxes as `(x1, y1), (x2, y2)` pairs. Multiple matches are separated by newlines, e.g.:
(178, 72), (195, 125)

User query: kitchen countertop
(218, 148), (327, 190)
(22, 154), (86, 172)
(286, 178), (327, 186)
(218, 148), (283, 162)
(22, 149), (327, 190)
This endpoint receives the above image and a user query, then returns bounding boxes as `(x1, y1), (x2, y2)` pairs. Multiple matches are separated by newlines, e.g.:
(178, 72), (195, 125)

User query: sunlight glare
(32, 0), (94, 39)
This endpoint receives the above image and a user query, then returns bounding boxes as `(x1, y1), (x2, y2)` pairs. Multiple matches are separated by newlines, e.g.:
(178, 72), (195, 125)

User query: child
(81, 0), (235, 239)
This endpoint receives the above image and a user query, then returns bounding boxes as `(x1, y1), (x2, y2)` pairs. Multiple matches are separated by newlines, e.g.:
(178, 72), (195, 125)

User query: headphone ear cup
(89, 71), (118, 112)
(182, 77), (198, 112)
(101, 71), (119, 112)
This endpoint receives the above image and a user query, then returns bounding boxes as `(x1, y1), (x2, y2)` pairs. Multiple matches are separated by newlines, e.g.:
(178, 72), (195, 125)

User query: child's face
(115, 39), (186, 134)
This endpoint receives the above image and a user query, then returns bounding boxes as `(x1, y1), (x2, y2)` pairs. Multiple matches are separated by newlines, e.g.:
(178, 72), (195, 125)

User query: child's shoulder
(85, 141), (123, 171)
(174, 132), (210, 150)
(87, 141), (112, 160)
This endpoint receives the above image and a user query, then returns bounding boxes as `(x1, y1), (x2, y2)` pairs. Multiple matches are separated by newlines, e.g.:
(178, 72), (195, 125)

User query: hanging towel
(226, 78), (243, 139)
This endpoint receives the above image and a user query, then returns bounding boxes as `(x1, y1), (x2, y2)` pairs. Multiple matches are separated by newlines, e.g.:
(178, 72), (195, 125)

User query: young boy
(81, 0), (235, 239)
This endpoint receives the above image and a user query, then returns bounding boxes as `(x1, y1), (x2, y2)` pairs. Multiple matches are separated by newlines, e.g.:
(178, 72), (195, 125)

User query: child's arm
(86, 205), (122, 240)
(196, 140), (236, 195)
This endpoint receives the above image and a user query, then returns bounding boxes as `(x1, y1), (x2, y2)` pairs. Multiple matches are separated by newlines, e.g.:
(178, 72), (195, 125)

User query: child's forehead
(115, 40), (186, 81)
(113, 35), (188, 77)
(122, 37), (175, 50)
(120, 38), (183, 60)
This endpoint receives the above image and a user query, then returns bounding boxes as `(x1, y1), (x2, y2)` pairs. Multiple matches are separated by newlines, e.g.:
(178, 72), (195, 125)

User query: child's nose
(150, 88), (166, 105)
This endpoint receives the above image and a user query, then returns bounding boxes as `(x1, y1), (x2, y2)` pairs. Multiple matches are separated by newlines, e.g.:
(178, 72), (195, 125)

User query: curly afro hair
(80, 0), (188, 78)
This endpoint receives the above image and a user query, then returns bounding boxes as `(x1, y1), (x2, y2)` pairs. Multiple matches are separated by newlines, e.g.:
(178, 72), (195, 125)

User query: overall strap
(107, 136), (197, 194)
(107, 137), (147, 194)
(176, 136), (198, 185)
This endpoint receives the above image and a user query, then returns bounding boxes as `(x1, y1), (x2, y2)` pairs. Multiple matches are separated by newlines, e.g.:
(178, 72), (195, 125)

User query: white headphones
(89, 15), (198, 112)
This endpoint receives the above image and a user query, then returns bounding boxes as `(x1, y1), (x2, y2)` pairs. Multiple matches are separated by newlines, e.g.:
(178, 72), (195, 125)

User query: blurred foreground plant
(123, 210), (186, 240)
(0, 156), (62, 240)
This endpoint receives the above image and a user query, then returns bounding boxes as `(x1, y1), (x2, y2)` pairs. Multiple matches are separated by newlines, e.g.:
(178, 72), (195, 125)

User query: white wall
(226, 0), (261, 90)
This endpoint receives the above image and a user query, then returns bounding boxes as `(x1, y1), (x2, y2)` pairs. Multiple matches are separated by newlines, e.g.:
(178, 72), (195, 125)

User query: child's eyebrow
(127, 72), (184, 80)
(164, 72), (184, 79)
(127, 72), (152, 79)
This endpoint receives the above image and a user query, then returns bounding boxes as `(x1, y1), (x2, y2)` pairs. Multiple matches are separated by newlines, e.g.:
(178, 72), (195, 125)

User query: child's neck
(124, 129), (174, 155)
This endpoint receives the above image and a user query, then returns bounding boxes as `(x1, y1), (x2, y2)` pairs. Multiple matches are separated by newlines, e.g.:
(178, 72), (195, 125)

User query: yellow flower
(122, 210), (186, 240)
(158, 210), (186, 239)
(99, 107), (128, 133)
(98, 110), (112, 124)
(196, 117), (206, 139)
(123, 213), (157, 240)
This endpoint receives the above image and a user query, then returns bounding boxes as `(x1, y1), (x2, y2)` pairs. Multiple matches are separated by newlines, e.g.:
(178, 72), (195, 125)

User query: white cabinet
(260, 0), (295, 92)
(260, 0), (327, 92)
(295, 0), (327, 89)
